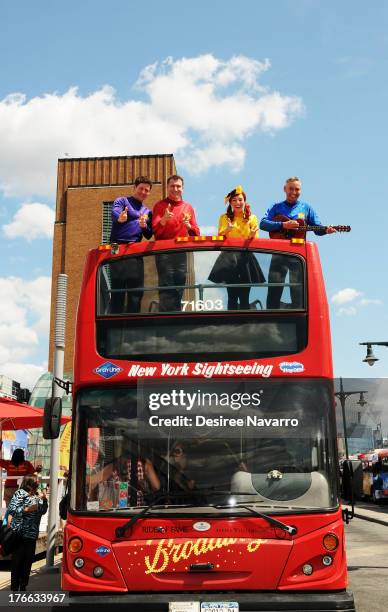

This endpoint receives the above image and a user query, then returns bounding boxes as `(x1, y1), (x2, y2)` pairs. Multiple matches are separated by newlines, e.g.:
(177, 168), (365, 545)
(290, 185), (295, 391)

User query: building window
(102, 202), (113, 244)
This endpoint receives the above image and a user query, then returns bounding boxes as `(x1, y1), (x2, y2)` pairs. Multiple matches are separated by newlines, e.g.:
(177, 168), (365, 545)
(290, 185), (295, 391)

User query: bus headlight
(74, 558), (84, 569)
(93, 566), (104, 577)
(302, 563), (313, 576)
(322, 555), (333, 566)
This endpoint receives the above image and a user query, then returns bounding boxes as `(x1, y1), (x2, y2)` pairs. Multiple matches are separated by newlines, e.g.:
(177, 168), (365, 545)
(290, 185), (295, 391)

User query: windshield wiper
(215, 502), (298, 536)
(115, 490), (258, 537)
(194, 489), (259, 497)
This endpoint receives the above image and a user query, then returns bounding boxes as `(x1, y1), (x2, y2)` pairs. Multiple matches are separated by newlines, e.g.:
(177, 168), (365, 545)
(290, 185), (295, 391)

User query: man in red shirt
(152, 175), (200, 311)
(152, 175), (200, 239)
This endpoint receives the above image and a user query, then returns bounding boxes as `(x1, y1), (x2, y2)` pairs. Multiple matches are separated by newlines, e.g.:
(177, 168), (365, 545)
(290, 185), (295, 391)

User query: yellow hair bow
(224, 185), (244, 204)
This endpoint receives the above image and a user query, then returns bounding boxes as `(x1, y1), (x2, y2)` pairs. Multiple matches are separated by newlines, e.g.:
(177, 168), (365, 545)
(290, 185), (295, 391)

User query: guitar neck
(304, 225), (326, 232)
(270, 216), (351, 237)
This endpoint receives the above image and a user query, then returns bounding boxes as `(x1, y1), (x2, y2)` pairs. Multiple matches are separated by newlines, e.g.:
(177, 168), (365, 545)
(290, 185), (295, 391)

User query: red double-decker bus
(60, 235), (355, 611)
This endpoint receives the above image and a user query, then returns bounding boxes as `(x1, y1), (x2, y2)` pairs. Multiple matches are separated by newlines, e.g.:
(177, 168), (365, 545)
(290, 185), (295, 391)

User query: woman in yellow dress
(209, 186), (265, 310)
(218, 185), (259, 240)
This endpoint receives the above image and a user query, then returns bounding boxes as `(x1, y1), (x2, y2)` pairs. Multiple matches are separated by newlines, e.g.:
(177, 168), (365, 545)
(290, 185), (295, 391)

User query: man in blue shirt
(260, 177), (336, 309)
(109, 176), (153, 313)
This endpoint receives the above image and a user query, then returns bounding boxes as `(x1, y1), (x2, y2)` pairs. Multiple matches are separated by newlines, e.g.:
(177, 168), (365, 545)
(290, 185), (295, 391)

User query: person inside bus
(109, 176), (153, 314)
(208, 186), (265, 310)
(0, 441), (36, 507)
(169, 443), (196, 493)
(260, 176), (336, 309)
(89, 450), (160, 508)
(152, 175), (200, 312)
(122, 453), (161, 507)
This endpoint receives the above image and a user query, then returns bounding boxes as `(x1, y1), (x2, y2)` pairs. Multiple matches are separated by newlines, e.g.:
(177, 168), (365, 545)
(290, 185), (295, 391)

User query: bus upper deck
(74, 235), (332, 386)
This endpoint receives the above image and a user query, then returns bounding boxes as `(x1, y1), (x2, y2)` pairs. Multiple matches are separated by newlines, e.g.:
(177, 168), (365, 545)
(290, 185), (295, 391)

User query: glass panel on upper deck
(97, 249), (304, 316)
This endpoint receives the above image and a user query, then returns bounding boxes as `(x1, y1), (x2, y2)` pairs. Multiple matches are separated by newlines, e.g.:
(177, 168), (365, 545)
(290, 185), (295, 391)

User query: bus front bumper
(66, 590), (356, 611)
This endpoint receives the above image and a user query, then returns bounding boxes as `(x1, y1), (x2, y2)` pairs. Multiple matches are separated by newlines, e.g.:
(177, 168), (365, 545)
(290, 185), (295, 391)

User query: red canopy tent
(0, 397), (71, 515)
(0, 397), (71, 431)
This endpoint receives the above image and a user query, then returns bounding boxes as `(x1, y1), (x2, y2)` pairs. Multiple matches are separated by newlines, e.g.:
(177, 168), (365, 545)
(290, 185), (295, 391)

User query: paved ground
(346, 517), (388, 612)
(0, 554), (61, 592)
(0, 554), (62, 611)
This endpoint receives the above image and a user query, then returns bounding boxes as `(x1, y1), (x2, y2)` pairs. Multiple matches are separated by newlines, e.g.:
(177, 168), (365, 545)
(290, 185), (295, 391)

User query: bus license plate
(169, 604), (200, 612)
(201, 603), (239, 612)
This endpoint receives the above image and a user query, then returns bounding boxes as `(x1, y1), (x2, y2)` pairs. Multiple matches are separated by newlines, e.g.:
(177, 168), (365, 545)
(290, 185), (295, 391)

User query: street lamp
(357, 392), (367, 407)
(334, 377), (367, 459)
(373, 422), (383, 448)
(359, 341), (388, 366)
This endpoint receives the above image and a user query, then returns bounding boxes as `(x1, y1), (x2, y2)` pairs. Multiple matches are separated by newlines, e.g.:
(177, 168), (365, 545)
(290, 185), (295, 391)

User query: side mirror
(342, 459), (363, 502)
(43, 397), (63, 439)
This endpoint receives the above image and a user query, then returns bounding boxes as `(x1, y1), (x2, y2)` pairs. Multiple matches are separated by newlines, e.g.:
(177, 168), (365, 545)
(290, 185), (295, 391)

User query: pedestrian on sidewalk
(0, 440), (36, 506)
(7, 477), (48, 591)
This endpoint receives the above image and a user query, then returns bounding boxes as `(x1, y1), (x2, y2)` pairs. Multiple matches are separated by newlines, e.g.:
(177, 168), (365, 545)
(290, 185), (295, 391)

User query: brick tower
(48, 154), (176, 374)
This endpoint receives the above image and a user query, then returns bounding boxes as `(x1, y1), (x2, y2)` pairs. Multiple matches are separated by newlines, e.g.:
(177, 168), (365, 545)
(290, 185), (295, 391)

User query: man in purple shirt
(110, 176), (153, 243)
(109, 176), (153, 313)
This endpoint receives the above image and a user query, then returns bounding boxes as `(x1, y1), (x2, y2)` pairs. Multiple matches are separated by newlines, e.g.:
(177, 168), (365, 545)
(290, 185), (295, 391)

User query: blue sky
(0, 0), (387, 388)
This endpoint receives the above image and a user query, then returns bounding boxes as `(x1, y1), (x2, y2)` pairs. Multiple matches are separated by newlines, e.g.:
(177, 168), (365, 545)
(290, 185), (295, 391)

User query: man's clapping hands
(160, 203), (174, 226)
(182, 212), (191, 229)
(139, 213), (148, 228)
(118, 206), (128, 223)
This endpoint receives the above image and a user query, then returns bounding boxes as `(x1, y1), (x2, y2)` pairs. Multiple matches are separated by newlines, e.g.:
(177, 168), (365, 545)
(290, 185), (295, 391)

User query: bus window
(96, 314), (307, 362)
(97, 249), (305, 316)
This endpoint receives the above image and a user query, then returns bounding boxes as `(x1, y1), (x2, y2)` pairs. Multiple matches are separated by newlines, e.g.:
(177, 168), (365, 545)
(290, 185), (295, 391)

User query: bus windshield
(71, 379), (339, 514)
(97, 249), (305, 316)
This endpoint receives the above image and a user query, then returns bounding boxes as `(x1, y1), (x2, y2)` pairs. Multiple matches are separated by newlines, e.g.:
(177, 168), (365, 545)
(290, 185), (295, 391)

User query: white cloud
(1, 362), (47, 391)
(359, 298), (382, 306)
(331, 289), (383, 317)
(0, 276), (51, 331)
(331, 288), (382, 317)
(331, 288), (361, 305)
(337, 306), (357, 316)
(21, 276), (52, 334)
(181, 143), (246, 175)
(0, 54), (303, 198)
(3, 202), (54, 240)
(0, 324), (38, 349)
(0, 276), (51, 389)
(200, 226), (218, 235)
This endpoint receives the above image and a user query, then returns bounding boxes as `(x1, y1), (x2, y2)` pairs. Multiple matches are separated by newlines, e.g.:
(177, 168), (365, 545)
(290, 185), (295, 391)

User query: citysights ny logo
(94, 362), (123, 379)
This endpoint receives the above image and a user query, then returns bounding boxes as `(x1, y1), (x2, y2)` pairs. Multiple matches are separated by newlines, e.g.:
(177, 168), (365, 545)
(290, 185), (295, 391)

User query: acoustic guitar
(269, 215), (351, 239)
